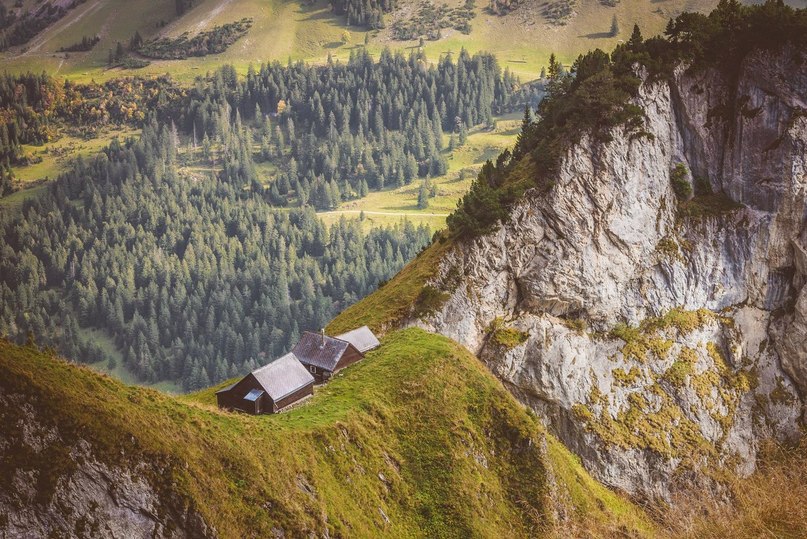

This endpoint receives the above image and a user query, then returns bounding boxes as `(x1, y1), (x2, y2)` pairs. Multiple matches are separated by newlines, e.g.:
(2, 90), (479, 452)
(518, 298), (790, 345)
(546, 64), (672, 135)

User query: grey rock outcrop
(414, 48), (807, 499)
(0, 392), (213, 538)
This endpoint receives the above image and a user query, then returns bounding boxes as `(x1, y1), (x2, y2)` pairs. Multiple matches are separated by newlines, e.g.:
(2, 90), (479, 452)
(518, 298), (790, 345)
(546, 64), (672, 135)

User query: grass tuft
(487, 317), (530, 349)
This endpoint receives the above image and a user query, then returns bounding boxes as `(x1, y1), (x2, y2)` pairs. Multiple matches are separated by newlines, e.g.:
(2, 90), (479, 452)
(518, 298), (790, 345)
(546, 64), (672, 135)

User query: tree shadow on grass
(580, 32), (612, 39)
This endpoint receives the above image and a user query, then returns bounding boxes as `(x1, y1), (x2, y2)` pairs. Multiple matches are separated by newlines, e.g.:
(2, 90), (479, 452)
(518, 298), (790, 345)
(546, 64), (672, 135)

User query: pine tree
(513, 104), (534, 159)
(627, 24), (643, 50)
(417, 181), (429, 209)
(458, 122), (468, 146)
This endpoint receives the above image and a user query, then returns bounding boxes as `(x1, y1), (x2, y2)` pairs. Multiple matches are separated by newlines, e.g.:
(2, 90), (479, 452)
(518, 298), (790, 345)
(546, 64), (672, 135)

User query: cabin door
(255, 397), (262, 414)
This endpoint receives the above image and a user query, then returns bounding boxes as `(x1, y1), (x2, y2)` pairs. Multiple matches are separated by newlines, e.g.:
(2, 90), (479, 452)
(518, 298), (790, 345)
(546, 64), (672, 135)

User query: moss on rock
(486, 317), (529, 349)
(612, 366), (642, 387)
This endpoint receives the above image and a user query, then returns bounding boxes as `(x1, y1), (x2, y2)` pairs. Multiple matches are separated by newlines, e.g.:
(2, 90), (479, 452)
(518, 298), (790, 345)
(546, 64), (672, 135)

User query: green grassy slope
(327, 234), (452, 334)
(0, 0), (351, 81)
(1, 0), (178, 77)
(0, 0), (725, 81)
(0, 330), (653, 537)
(318, 115), (522, 231)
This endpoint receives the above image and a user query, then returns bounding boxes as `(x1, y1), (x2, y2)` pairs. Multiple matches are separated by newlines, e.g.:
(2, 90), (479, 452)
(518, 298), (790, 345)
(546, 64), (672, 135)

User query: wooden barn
(215, 353), (314, 414)
(292, 330), (367, 383)
(335, 326), (381, 354)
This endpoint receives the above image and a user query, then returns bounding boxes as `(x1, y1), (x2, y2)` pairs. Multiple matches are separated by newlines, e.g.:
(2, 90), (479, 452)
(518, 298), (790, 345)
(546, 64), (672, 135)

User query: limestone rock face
(0, 392), (214, 539)
(414, 48), (807, 499)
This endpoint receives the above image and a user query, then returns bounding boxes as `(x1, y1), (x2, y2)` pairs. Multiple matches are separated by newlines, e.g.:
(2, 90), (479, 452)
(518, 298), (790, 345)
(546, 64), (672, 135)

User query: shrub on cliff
(671, 163), (692, 200)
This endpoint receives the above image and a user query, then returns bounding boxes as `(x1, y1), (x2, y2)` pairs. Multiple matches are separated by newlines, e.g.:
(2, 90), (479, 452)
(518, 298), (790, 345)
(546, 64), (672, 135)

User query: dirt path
(319, 210), (449, 217)
(157, 0), (233, 38)
(21, 0), (106, 56)
(194, 0), (235, 33)
(158, 0), (236, 38)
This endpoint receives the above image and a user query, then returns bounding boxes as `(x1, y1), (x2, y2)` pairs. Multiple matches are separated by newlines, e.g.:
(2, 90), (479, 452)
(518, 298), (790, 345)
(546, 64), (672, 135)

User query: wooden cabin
(216, 353), (314, 414)
(335, 325), (381, 354)
(292, 330), (365, 383)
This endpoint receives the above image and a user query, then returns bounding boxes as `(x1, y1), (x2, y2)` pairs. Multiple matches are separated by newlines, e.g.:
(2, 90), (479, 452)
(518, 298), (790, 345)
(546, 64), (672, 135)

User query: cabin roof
(215, 382), (237, 394)
(335, 326), (380, 353)
(251, 353), (314, 401)
(292, 331), (359, 371)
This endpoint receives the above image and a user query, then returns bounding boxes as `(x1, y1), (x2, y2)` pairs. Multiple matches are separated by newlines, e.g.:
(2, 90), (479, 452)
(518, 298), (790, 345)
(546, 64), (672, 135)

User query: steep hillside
(0, 330), (653, 537)
(331, 0), (807, 501)
(0, 0), (724, 81)
(0, 0), (178, 75)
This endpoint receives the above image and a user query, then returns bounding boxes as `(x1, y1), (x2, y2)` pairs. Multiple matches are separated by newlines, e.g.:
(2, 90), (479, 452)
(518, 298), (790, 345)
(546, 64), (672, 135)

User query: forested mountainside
(0, 124), (430, 390)
(331, 0), (807, 501)
(175, 49), (529, 208)
(0, 50), (535, 205)
(0, 49), (537, 390)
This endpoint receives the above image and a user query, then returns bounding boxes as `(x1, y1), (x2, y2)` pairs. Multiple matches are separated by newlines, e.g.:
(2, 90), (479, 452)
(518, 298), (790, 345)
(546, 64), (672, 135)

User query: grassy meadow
(319, 113), (522, 230)
(0, 0), (723, 82)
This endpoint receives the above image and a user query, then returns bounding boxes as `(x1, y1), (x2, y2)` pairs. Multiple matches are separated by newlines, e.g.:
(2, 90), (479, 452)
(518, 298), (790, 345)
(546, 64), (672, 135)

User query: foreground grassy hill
(0, 329), (653, 537)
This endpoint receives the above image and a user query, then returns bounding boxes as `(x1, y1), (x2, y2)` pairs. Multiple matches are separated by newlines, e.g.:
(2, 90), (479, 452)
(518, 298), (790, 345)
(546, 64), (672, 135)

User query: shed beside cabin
(292, 331), (364, 383)
(216, 353), (314, 414)
(335, 326), (380, 354)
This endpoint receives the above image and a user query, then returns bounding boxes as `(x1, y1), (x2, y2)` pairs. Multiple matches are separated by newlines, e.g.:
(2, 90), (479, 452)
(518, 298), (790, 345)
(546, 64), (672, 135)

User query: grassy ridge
(327, 237), (452, 335)
(0, 329), (653, 537)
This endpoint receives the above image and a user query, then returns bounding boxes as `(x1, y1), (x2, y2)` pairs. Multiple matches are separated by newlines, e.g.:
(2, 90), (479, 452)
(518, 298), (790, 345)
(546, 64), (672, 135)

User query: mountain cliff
(5, 2), (807, 535)
(328, 1), (807, 502)
(374, 37), (807, 500)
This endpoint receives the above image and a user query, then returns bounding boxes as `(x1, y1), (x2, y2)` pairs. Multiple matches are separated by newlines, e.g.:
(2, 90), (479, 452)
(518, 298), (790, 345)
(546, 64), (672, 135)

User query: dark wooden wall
(216, 373), (262, 414)
(273, 382), (314, 412)
(334, 346), (363, 373)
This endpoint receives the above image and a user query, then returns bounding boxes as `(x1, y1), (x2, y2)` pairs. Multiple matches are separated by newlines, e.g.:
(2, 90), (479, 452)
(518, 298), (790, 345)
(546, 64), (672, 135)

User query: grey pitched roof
(215, 381), (237, 394)
(292, 331), (357, 371)
(335, 326), (380, 353)
(251, 353), (314, 401)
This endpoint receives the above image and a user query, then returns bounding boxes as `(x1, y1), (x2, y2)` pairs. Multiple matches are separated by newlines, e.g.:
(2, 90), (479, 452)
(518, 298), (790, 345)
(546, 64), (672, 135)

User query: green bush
(670, 163), (692, 200)
(487, 317), (529, 349)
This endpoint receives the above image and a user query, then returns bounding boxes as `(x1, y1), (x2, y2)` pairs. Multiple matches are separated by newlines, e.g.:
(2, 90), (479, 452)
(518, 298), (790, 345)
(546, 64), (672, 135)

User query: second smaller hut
(292, 331), (364, 383)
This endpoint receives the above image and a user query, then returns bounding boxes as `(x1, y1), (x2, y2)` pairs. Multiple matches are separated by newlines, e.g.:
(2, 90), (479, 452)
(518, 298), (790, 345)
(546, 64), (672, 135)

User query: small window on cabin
(310, 366), (316, 373)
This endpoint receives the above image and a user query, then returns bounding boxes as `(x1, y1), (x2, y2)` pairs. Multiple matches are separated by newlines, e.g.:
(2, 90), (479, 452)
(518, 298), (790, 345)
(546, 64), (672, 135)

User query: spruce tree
(417, 181), (429, 209)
